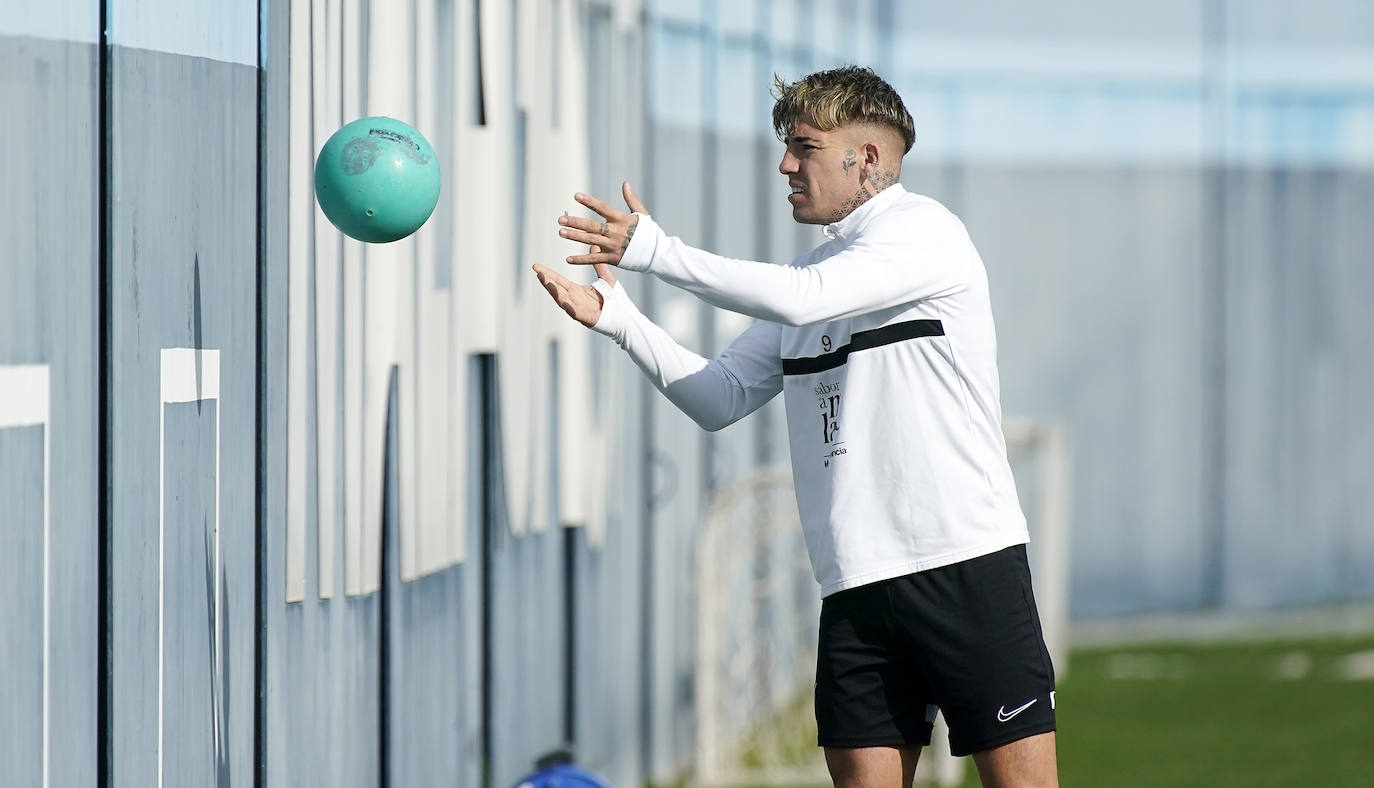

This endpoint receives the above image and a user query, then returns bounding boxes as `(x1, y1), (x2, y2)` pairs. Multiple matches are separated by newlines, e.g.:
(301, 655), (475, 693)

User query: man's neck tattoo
(868, 169), (897, 192)
(828, 186), (870, 223)
(827, 170), (899, 223)
(824, 170), (901, 223)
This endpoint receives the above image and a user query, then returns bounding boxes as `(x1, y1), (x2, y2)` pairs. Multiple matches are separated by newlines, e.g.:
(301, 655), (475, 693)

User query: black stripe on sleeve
(781, 319), (944, 376)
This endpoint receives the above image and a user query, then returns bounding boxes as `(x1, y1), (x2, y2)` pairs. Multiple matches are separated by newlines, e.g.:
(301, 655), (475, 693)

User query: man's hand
(533, 259), (618, 328)
(557, 181), (649, 266)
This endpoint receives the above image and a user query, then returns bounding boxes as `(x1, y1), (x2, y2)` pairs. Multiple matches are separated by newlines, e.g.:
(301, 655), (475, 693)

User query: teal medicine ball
(313, 116), (441, 243)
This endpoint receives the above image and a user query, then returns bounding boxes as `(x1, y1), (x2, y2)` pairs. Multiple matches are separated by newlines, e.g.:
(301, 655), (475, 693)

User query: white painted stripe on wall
(0, 364), (51, 788)
(157, 348), (221, 788)
(0, 364), (51, 427)
(552, 0), (602, 531)
(284, 0), (311, 604)
(160, 347), (221, 403)
(455, 0), (507, 354)
(412, 0), (469, 577)
(405, 0), (432, 581)
(341, 0), (368, 597)
(443, 0), (484, 564)
(109, 0), (257, 66)
(313, 0), (342, 600)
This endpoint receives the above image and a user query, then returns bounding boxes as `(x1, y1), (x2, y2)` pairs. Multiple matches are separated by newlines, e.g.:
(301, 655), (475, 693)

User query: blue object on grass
(510, 750), (613, 788)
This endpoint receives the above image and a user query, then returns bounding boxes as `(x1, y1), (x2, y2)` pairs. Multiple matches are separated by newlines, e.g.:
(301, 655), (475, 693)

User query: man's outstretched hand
(557, 181), (649, 267)
(533, 259), (618, 328)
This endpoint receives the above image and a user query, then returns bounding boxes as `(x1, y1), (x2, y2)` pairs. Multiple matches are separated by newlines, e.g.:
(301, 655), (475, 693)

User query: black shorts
(814, 544), (1056, 757)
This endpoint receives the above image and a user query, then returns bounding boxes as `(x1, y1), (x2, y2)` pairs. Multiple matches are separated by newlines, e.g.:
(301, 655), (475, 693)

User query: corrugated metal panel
(381, 358), (483, 788)
(486, 351), (571, 788)
(266, 0), (385, 778)
(0, 30), (99, 788)
(570, 385), (650, 787)
(259, 0), (293, 784)
(0, 421), (47, 784)
(105, 42), (258, 785)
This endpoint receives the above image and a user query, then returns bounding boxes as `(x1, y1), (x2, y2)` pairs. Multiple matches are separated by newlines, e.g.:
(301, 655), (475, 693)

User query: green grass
(1044, 634), (1374, 788)
(712, 634), (1374, 788)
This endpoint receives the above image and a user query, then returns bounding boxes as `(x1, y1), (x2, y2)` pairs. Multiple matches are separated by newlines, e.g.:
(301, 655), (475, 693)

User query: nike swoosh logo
(996, 699), (1038, 723)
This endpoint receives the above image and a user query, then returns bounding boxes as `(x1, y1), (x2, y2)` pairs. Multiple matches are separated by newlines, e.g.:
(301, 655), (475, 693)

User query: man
(534, 66), (1059, 788)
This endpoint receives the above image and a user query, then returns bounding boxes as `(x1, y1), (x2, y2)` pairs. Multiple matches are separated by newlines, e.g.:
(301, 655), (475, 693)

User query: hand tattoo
(621, 217), (637, 253)
(599, 221), (609, 237)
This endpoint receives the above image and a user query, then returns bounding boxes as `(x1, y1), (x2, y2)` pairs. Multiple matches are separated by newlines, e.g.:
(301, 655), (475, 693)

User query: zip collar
(822, 183), (906, 244)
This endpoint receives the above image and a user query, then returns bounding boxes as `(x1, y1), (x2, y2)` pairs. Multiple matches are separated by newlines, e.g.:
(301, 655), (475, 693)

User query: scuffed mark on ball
(341, 138), (379, 175)
(369, 127), (430, 164)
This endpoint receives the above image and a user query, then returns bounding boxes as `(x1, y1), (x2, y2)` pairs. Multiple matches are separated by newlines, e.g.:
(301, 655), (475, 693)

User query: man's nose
(779, 151), (798, 175)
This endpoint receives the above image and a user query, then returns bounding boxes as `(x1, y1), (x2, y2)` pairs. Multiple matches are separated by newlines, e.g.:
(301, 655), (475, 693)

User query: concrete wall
(957, 164), (1374, 616)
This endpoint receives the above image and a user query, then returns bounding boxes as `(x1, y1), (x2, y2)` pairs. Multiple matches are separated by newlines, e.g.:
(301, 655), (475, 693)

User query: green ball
(313, 116), (441, 243)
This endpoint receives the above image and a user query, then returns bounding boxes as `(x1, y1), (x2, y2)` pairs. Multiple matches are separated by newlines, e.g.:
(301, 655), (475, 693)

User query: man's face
(778, 119), (865, 225)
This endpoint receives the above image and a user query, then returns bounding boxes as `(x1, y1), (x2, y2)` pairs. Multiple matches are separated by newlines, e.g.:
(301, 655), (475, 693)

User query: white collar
(823, 183), (906, 243)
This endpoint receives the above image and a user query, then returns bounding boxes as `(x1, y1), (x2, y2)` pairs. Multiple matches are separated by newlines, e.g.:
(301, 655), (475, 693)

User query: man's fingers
(574, 192), (624, 221)
(532, 263), (560, 284)
(558, 226), (612, 247)
(588, 246), (618, 285)
(622, 181), (647, 214)
(557, 215), (610, 235)
(565, 251), (622, 266)
(592, 262), (617, 286)
(533, 263), (573, 291)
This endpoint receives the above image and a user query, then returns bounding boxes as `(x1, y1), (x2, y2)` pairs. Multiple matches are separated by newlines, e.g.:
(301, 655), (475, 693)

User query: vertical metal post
(480, 354), (497, 788)
(637, 9), (657, 783)
(1201, 0), (1230, 607)
(254, 2), (268, 786)
(97, 3), (113, 785)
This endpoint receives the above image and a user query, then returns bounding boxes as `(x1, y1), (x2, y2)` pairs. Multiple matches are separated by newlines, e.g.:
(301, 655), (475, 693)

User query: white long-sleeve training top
(590, 184), (1029, 596)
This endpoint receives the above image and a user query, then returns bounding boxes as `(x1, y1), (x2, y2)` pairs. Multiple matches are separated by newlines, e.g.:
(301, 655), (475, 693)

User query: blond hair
(771, 66), (915, 154)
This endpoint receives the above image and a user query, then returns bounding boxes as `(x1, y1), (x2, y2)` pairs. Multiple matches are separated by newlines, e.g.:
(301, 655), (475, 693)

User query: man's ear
(862, 141), (882, 180)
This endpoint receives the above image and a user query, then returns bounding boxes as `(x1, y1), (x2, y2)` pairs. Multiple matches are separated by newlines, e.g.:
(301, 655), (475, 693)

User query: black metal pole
(97, 3), (113, 784)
